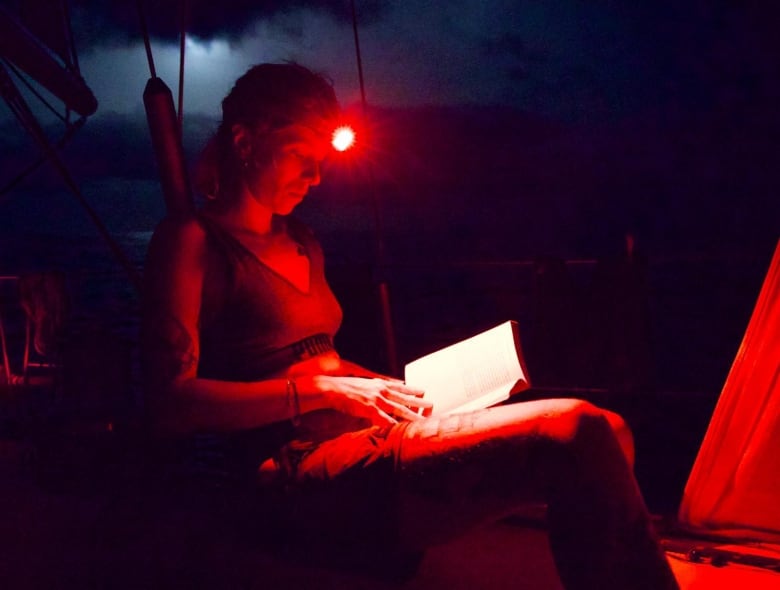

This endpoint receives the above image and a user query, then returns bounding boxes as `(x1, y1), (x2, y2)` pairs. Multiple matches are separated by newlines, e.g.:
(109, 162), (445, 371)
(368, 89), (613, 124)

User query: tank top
(196, 214), (343, 381)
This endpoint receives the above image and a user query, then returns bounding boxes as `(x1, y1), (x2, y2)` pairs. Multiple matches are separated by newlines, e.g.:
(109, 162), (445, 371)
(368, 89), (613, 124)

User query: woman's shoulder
(152, 214), (207, 241)
(146, 214), (210, 267)
(151, 214), (211, 247)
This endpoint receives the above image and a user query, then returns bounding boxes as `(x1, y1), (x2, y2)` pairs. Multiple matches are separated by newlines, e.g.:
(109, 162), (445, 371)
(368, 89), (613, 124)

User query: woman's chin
(277, 194), (306, 214)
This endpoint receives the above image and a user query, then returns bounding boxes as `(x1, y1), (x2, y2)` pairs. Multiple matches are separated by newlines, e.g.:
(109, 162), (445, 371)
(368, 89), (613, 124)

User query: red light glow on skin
(332, 126), (355, 152)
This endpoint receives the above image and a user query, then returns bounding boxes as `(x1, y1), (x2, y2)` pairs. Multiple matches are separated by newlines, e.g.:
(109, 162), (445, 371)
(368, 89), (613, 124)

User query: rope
(177, 0), (187, 135)
(349, 0), (398, 375)
(0, 63), (142, 294)
(2, 59), (67, 122)
(60, 0), (80, 73)
(0, 117), (86, 199)
(0, 1), (89, 149)
(349, 0), (368, 110)
(61, 0), (81, 124)
(136, 0), (157, 78)
(348, 0), (382, 246)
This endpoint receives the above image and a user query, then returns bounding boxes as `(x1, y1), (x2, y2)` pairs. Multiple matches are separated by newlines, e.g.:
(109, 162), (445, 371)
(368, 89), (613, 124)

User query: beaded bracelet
(286, 377), (301, 426)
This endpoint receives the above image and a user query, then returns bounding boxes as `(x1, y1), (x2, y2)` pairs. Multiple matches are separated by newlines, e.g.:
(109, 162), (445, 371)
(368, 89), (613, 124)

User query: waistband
(257, 333), (336, 376)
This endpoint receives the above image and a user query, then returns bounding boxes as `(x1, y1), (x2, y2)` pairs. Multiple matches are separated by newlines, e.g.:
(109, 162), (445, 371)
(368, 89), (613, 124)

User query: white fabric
(679, 239), (780, 543)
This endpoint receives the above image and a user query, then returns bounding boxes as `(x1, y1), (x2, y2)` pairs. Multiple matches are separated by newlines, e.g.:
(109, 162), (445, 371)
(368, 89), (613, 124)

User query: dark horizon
(1, 98), (777, 260)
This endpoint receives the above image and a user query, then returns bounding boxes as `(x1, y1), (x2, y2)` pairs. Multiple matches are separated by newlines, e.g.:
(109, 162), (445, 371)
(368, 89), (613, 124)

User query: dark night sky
(1, 1), (774, 122)
(1, 0), (778, 262)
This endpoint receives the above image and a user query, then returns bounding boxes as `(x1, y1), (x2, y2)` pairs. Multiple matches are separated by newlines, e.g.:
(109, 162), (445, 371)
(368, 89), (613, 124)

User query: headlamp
(331, 125), (356, 152)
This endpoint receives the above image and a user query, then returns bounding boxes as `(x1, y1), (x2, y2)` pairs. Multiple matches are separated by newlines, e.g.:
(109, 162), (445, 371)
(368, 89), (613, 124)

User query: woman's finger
(383, 380), (425, 397)
(383, 389), (434, 410)
(376, 395), (427, 422)
(370, 406), (398, 426)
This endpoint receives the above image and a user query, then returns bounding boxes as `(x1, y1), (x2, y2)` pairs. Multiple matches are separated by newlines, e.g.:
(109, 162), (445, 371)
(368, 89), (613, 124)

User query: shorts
(263, 421), (412, 550)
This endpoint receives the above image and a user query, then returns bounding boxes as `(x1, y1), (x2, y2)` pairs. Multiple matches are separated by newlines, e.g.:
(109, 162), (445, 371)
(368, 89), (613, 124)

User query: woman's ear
(231, 124), (253, 162)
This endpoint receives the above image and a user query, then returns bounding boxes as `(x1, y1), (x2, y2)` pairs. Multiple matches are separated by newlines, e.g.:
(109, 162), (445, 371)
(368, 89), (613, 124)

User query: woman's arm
(141, 216), (311, 434)
(157, 373), (430, 434)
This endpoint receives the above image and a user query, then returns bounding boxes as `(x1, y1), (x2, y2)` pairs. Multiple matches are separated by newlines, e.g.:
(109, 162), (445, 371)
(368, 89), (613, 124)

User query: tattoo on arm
(143, 313), (198, 384)
(166, 320), (197, 378)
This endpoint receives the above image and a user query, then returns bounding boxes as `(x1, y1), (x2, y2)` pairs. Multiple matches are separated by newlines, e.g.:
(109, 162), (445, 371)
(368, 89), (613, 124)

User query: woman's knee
(543, 399), (634, 467)
(602, 409), (635, 468)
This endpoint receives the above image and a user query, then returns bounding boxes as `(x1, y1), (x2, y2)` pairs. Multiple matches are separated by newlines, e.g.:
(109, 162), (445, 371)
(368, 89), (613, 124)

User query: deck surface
(2, 441), (779, 589)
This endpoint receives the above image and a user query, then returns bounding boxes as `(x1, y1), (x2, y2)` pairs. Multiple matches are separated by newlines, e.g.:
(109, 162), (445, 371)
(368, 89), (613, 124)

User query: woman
(142, 63), (679, 590)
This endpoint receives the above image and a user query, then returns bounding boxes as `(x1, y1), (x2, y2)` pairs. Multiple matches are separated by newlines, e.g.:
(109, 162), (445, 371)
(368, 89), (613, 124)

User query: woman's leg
(396, 399), (678, 590)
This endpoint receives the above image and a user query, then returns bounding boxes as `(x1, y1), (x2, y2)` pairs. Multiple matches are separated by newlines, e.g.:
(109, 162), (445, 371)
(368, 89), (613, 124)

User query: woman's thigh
(265, 398), (632, 550)
(396, 398), (628, 548)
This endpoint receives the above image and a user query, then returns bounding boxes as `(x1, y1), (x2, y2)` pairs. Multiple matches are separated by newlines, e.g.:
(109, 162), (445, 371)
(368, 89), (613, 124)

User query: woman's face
(245, 123), (330, 215)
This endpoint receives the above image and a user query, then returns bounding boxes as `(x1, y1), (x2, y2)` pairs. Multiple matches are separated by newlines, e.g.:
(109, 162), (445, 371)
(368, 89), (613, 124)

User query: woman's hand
(310, 376), (433, 426)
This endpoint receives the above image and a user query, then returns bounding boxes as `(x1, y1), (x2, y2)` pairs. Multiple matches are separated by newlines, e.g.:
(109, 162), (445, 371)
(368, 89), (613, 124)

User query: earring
(239, 146), (253, 170)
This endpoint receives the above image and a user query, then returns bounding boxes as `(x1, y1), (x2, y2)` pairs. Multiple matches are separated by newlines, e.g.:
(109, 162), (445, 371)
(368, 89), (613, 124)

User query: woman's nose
(302, 158), (321, 186)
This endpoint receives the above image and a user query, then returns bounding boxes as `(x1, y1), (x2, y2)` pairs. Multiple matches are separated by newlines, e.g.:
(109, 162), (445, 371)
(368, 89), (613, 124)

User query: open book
(404, 320), (531, 416)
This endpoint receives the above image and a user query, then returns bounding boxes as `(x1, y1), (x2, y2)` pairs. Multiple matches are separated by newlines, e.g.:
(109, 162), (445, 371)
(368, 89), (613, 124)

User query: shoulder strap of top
(196, 213), (244, 255)
(194, 213), (248, 298)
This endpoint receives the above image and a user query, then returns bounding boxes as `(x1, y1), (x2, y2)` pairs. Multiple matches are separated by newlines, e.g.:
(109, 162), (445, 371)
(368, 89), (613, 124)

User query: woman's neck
(205, 191), (276, 235)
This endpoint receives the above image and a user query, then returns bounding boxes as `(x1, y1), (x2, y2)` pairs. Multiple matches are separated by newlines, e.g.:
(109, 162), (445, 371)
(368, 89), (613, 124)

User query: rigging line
(60, 0), (80, 73)
(0, 118), (87, 199)
(61, 0), (79, 124)
(349, 0), (368, 110)
(136, 0), (157, 78)
(177, 0), (187, 135)
(2, 59), (67, 122)
(0, 64), (142, 294)
(348, 0), (382, 245)
(2, 76), (39, 137)
(348, 0), (382, 244)
(55, 0), (83, 130)
(349, 0), (398, 375)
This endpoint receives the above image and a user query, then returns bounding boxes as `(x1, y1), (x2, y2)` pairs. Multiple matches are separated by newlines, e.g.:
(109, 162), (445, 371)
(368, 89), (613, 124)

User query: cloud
(5, 0), (777, 126)
(65, 0), (389, 47)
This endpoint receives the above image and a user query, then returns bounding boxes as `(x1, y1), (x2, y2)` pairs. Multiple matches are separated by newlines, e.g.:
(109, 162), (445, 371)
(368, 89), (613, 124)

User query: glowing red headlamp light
(331, 125), (356, 152)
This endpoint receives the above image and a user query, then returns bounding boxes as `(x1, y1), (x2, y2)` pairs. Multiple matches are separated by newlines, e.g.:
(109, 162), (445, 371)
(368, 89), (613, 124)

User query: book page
(404, 320), (529, 415)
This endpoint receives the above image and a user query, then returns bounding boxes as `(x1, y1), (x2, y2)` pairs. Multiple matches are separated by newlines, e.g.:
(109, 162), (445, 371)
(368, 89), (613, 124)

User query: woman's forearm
(150, 375), (326, 435)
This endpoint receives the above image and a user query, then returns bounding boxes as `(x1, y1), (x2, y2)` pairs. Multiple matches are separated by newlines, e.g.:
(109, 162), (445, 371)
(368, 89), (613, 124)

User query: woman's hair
(195, 62), (339, 200)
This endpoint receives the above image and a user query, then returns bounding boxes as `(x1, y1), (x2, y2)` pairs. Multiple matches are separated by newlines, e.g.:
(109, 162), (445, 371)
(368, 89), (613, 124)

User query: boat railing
(0, 275), (18, 386)
(0, 273), (65, 390)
